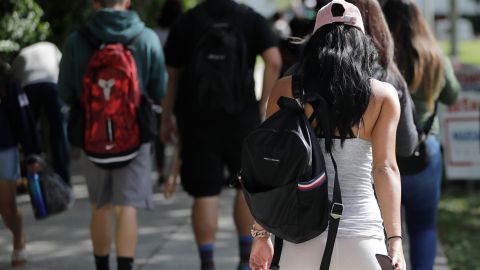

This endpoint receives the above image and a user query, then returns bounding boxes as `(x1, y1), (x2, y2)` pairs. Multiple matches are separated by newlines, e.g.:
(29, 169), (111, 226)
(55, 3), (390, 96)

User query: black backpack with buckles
(239, 74), (343, 270)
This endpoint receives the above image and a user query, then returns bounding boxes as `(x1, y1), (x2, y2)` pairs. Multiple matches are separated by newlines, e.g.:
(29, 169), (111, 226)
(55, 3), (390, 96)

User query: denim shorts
(0, 146), (20, 181)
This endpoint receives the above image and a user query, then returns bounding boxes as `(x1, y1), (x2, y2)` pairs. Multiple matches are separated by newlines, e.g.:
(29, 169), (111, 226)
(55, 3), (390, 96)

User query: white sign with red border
(441, 92), (480, 180)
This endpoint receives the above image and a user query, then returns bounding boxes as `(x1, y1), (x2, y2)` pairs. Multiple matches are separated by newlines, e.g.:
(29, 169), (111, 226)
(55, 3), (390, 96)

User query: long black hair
(298, 5), (377, 149)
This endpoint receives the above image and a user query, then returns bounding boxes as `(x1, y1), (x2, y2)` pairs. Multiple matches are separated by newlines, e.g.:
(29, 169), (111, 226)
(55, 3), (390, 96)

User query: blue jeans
(401, 135), (442, 270)
(24, 83), (70, 185)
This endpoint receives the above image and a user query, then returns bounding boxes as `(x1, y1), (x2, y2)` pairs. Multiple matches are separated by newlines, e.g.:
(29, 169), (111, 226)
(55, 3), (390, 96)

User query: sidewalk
(0, 174), (242, 270)
(0, 172), (451, 270)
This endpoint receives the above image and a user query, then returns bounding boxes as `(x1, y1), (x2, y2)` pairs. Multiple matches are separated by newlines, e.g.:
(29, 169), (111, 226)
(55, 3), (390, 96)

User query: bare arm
(438, 55), (461, 106)
(259, 47), (282, 120)
(371, 82), (405, 269)
(160, 66), (179, 144)
(265, 76), (292, 118)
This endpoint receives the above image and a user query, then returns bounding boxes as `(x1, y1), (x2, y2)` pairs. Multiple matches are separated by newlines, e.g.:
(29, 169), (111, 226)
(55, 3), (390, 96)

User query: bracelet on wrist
(387, 235), (402, 241)
(251, 224), (272, 239)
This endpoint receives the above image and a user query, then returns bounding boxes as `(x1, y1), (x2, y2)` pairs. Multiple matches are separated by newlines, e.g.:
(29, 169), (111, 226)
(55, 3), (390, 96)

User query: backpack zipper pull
(106, 118), (115, 150)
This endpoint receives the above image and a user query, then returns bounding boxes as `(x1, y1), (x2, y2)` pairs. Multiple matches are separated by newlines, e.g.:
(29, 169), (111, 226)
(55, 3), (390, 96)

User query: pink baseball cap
(313, 0), (365, 34)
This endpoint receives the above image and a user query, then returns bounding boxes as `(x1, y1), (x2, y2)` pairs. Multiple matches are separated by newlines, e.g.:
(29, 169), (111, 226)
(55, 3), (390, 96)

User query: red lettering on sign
(447, 97), (480, 113)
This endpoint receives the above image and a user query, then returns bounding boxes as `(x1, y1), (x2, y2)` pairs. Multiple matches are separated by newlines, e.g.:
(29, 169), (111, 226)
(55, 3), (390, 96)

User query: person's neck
(105, 5), (126, 10)
(95, 3), (126, 11)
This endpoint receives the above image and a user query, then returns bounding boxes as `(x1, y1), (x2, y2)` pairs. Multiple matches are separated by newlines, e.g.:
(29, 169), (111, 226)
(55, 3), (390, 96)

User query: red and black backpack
(80, 28), (142, 168)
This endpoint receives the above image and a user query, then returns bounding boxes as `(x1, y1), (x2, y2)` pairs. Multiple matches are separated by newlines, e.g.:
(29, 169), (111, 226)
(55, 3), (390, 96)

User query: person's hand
(163, 174), (178, 198)
(160, 113), (177, 144)
(249, 237), (273, 270)
(388, 238), (406, 270)
(26, 154), (45, 174)
(163, 151), (180, 199)
(27, 162), (43, 174)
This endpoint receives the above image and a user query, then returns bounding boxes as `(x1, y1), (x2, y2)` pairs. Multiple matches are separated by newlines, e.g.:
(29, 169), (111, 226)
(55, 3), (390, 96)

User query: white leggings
(279, 233), (388, 270)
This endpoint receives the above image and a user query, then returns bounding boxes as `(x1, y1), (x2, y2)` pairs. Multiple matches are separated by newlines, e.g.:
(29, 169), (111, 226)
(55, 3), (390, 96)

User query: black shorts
(177, 107), (260, 197)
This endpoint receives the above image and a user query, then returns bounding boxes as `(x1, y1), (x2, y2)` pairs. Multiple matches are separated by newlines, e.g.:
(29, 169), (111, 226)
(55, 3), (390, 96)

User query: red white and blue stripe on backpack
(297, 171), (327, 191)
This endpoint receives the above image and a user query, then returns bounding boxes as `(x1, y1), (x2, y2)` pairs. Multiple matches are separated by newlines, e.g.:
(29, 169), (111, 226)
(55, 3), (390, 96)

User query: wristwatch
(250, 224), (272, 238)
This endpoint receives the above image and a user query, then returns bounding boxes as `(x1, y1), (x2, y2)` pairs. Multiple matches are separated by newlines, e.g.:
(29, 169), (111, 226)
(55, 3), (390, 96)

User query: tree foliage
(131, 0), (200, 25)
(36, 0), (92, 48)
(0, 0), (49, 59)
(1, 0), (290, 57)
(131, 0), (166, 27)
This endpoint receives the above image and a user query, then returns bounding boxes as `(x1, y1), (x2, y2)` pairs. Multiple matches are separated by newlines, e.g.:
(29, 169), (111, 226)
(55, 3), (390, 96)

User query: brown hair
(347, 0), (394, 68)
(346, 0), (409, 102)
(383, 0), (444, 111)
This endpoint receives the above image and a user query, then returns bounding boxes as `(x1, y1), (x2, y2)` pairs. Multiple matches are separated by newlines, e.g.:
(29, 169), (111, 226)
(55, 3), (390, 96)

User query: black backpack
(239, 74), (343, 270)
(181, 4), (254, 114)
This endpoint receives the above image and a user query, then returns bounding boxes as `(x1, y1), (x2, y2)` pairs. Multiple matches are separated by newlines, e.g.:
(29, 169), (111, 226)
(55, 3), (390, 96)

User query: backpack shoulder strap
(319, 151), (342, 270)
(291, 74), (303, 102)
(270, 236), (283, 270)
(309, 99), (343, 270)
(421, 100), (438, 135)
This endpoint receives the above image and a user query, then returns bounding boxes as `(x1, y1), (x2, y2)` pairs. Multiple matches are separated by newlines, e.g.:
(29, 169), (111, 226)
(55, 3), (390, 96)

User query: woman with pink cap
(248, 1), (406, 269)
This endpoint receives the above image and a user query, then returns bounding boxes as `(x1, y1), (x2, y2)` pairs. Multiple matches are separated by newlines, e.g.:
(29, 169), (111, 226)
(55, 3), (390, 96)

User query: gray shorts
(84, 143), (153, 210)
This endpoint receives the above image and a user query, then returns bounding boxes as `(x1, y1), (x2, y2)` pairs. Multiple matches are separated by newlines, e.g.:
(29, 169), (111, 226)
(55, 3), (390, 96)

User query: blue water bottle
(28, 172), (48, 219)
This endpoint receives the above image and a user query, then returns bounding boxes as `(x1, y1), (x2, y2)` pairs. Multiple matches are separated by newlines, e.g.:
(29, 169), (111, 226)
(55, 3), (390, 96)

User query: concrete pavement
(0, 163), (451, 270)
(0, 174), (242, 270)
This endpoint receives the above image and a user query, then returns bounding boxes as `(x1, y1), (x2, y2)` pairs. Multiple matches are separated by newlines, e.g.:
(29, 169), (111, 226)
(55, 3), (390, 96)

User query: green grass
(440, 39), (480, 66)
(438, 184), (480, 270)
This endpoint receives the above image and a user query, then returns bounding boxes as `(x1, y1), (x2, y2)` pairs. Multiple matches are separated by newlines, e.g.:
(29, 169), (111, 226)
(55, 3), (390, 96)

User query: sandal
(11, 249), (27, 268)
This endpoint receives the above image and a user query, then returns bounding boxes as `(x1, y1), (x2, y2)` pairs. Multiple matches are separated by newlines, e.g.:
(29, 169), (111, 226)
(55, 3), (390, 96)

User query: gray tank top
(320, 138), (385, 239)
